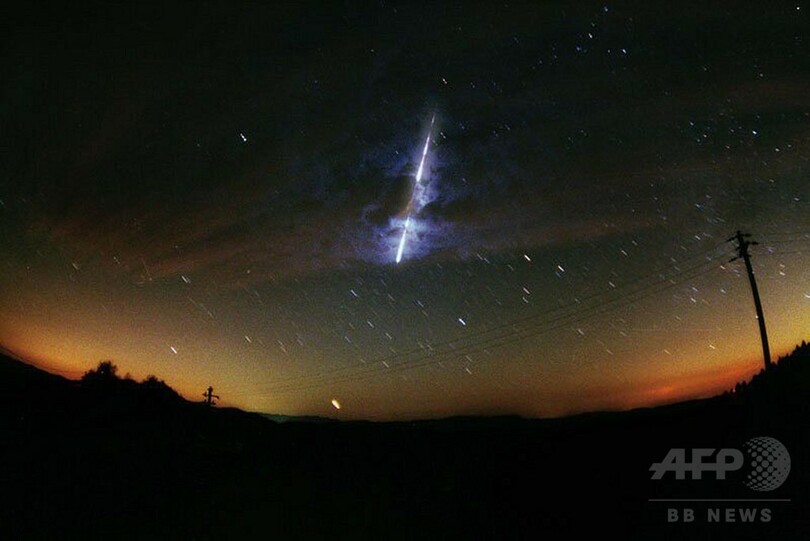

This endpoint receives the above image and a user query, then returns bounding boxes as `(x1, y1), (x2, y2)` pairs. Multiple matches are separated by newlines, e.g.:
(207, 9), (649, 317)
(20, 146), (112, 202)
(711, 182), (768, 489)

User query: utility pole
(729, 230), (771, 369)
(203, 386), (220, 406)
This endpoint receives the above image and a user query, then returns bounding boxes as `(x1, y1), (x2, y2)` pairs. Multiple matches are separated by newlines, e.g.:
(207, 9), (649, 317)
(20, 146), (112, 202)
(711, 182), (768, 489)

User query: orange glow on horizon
(2, 323), (802, 419)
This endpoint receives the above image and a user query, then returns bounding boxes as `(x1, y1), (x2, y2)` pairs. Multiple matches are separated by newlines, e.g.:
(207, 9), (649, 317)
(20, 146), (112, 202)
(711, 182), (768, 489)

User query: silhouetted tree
(143, 375), (163, 387)
(141, 375), (182, 403)
(82, 360), (120, 383)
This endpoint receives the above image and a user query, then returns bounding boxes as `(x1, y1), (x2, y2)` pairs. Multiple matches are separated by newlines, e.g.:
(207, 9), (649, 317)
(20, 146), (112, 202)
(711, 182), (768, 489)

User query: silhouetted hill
(1, 345), (809, 540)
(260, 413), (338, 423)
(728, 341), (810, 399)
(0, 350), (72, 393)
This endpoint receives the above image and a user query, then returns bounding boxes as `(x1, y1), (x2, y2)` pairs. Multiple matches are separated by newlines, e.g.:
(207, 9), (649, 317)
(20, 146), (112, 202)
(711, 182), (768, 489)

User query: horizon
(1, 339), (805, 422)
(1, 2), (809, 421)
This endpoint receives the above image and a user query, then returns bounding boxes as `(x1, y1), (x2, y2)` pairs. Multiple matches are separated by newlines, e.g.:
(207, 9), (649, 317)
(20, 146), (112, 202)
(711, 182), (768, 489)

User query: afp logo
(650, 437), (791, 491)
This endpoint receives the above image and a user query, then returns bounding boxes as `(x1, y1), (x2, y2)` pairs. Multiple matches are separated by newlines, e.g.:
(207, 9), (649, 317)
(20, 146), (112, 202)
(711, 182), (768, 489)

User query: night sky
(1, 2), (808, 420)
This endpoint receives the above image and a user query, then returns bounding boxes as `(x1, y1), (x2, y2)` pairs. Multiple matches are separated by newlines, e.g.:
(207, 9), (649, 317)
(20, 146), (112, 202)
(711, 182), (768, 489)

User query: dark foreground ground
(1, 344), (809, 540)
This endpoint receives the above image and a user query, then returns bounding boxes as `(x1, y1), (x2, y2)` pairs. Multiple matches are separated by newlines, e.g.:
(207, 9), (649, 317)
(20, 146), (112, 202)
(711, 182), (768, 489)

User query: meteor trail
(396, 114), (435, 264)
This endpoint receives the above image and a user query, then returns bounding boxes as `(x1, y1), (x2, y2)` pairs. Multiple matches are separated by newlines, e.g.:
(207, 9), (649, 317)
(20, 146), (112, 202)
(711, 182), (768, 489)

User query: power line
(238, 262), (724, 396)
(226, 232), (796, 396)
(224, 240), (734, 395)
(729, 231), (771, 369)
(220, 241), (731, 395)
(229, 248), (730, 397)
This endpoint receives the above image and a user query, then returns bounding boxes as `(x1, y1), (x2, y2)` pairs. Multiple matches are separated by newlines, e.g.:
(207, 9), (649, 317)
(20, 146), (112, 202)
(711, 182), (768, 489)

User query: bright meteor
(395, 114), (435, 264)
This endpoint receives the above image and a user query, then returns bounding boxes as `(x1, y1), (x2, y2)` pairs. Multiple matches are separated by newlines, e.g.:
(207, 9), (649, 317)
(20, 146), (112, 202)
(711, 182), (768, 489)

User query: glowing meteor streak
(396, 114), (434, 264)
(395, 216), (410, 263)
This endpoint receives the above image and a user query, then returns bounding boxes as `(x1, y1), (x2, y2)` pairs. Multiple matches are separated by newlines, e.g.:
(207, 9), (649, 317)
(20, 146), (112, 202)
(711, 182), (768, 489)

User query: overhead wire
(225, 242), (733, 397)
(224, 232), (806, 397)
(220, 240), (730, 395)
